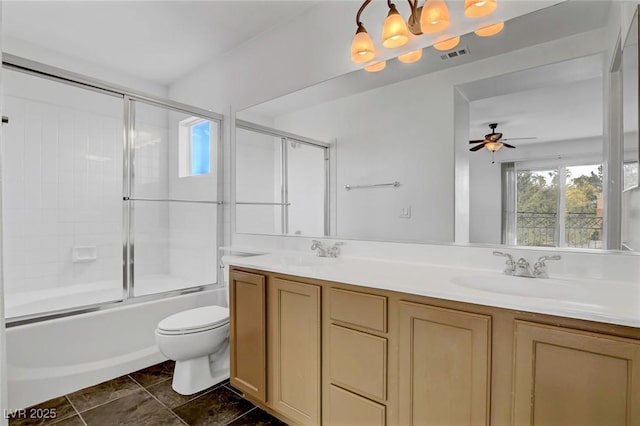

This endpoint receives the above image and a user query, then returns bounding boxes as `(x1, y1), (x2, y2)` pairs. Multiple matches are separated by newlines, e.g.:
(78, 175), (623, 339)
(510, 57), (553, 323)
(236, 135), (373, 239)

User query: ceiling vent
(440, 46), (469, 61)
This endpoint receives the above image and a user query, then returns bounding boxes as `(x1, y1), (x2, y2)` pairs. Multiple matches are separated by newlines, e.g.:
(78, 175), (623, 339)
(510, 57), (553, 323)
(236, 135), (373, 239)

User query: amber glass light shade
(420, 0), (450, 34)
(474, 22), (504, 37)
(351, 24), (376, 63)
(398, 49), (423, 63)
(433, 36), (460, 51)
(484, 141), (503, 152)
(364, 61), (386, 72)
(464, 0), (498, 18)
(382, 4), (410, 48)
(464, 0), (497, 18)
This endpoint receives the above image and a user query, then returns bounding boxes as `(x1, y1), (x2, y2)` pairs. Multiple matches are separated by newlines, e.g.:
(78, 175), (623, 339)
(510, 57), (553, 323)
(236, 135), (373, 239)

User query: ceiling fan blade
(502, 143), (516, 148)
(469, 144), (486, 152)
(469, 139), (486, 144)
(501, 137), (536, 141)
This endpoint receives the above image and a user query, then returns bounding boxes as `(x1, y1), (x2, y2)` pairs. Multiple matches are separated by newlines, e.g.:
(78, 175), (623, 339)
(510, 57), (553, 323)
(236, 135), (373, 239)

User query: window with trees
(512, 164), (603, 249)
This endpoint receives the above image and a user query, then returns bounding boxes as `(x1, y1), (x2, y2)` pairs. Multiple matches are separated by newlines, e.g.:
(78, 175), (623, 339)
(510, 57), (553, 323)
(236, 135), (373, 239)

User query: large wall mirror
(235, 1), (639, 253)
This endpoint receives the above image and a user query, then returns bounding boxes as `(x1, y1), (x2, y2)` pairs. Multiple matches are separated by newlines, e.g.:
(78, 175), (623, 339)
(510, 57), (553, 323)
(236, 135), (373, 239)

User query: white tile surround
(2, 70), (123, 295)
(2, 69), (219, 301)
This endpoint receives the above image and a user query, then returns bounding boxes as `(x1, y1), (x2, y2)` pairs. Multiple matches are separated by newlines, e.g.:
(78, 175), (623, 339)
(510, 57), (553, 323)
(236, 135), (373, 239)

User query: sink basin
(451, 274), (583, 299)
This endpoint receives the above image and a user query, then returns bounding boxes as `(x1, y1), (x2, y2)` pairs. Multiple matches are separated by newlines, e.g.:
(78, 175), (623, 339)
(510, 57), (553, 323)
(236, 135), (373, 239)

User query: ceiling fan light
(474, 22), (504, 37)
(351, 24), (376, 63)
(485, 141), (503, 152)
(464, 0), (497, 18)
(382, 4), (410, 48)
(433, 36), (460, 51)
(398, 49), (423, 63)
(365, 60), (386, 72)
(420, 0), (450, 34)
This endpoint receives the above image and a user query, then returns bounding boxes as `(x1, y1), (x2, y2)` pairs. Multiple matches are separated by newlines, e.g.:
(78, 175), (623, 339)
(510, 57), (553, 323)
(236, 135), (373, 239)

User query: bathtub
(5, 284), (223, 409)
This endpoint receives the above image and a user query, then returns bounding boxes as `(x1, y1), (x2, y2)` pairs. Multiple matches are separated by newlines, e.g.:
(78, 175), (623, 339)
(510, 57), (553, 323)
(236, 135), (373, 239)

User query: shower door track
(3, 54), (225, 326)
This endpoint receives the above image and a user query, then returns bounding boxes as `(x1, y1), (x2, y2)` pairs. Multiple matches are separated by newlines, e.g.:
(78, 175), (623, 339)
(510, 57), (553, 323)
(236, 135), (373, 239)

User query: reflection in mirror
(235, 122), (329, 237)
(464, 54), (604, 249)
(622, 6), (640, 251)
(235, 1), (636, 252)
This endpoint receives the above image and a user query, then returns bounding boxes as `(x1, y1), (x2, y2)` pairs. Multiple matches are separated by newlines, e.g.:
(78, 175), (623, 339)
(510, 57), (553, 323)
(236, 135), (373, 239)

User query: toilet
(155, 268), (232, 395)
(155, 305), (230, 395)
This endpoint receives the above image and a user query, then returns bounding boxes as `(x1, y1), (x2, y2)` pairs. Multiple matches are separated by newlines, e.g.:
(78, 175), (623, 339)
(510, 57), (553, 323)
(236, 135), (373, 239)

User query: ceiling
(2, 0), (319, 85)
(467, 54), (604, 146)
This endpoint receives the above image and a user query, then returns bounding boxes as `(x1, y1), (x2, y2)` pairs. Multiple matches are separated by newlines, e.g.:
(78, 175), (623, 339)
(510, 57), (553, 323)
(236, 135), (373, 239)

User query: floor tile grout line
(71, 377), (145, 415)
(168, 380), (229, 412)
(223, 406), (258, 426)
(63, 396), (88, 426)
(133, 377), (189, 426)
(222, 384), (245, 399)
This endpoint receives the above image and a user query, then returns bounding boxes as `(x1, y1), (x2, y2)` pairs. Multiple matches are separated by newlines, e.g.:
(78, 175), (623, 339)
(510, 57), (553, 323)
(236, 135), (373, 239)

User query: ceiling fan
(469, 123), (536, 154)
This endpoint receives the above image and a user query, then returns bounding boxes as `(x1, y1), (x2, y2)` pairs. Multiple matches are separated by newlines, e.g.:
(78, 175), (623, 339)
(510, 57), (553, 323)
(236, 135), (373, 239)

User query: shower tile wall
(133, 103), (171, 279)
(2, 70), (124, 296)
(2, 69), (218, 316)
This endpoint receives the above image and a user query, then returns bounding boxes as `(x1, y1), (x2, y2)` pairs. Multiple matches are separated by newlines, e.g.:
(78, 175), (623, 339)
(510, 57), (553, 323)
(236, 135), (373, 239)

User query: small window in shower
(179, 118), (211, 177)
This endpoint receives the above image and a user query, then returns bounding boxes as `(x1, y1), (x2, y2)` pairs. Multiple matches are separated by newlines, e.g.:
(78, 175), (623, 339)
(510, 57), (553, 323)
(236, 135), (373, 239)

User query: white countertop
(225, 252), (640, 328)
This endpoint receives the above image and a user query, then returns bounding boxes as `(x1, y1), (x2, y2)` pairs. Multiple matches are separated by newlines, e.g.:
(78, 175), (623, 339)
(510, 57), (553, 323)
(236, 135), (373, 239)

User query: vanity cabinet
(229, 269), (321, 426)
(268, 278), (321, 426)
(512, 320), (640, 426)
(398, 302), (491, 426)
(229, 266), (640, 426)
(229, 270), (267, 402)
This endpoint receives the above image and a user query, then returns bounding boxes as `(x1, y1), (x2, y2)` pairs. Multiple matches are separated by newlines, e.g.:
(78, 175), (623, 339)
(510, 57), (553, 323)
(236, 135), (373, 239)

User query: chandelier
(351, 0), (504, 72)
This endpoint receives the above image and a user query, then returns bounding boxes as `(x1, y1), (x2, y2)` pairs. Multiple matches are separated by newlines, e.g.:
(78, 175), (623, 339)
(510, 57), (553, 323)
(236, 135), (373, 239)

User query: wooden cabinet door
(268, 278), (321, 426)
(229, 270), (266, 402)
(513, 320), (640, 426)
(398, 301), (491, 426)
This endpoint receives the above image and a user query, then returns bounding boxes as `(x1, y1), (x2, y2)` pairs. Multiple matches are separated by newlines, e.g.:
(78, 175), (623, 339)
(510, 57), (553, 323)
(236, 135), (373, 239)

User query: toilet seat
(157, 306), (229, 335)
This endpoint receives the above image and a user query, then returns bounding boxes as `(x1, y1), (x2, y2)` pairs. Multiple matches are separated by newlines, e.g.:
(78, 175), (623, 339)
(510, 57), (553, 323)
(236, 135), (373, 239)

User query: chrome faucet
(493, 251), (515, 275)
(533, 255), (561, 278)
(311, 240), (344, 258)
(513, 257), (535, 278)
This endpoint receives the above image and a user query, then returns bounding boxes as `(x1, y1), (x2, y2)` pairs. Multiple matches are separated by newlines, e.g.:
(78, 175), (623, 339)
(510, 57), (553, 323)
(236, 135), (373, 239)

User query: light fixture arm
(406, 0), (423, 35)
(356, 0), (373, 26)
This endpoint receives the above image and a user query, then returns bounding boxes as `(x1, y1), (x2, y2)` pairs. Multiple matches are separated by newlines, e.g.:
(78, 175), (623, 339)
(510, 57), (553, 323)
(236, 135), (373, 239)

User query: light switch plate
(400, 207), (411, 218)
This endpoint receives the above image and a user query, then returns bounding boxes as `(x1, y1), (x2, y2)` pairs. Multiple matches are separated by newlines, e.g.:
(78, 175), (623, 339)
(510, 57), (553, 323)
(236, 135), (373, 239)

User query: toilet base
(171, 345), (230, 395)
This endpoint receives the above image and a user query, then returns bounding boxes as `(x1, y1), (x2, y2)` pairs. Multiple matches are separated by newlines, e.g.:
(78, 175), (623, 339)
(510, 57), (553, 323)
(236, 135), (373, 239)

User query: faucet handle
(533, 255), (561, 278)
(493, 251), (515, 275)
(329, 241), (344, 258)
(537, 255), (561, 262)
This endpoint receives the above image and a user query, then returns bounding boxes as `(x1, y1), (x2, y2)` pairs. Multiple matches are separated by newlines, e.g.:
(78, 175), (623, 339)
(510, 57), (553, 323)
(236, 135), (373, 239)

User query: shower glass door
(2, 67), (125, 319)
(129, 100), (220, 297)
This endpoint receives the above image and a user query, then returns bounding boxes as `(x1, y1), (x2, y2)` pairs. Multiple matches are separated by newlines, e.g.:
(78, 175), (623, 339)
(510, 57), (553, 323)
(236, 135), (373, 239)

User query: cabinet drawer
(328, 385), (386, 426)
(329, 288), (387, 332)
(329, 324), (387, 401)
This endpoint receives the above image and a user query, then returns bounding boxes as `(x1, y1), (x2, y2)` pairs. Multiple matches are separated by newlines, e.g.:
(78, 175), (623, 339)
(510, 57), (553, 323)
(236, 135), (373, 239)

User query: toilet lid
(158, 306), (229, 333)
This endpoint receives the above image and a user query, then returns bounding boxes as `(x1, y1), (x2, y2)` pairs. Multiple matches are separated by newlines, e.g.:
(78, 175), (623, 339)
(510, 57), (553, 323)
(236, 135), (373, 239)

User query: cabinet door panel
(513, 321), (640, 426)
(229, 270), (266, 402)
(269, 278), (321, 426)
(329, 324), (387, 401)
(328, 385), (386, 426)
(399, 302), (491, 426)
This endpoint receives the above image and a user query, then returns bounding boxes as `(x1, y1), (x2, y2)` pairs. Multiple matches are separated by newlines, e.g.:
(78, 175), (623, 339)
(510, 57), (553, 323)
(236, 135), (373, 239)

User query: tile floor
(8, 361), (287, 426)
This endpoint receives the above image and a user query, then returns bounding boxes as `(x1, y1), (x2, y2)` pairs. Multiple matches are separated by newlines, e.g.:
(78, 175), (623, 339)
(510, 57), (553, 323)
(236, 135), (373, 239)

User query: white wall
(3, 35), (167, 99)
(274, 76), (455, 242)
